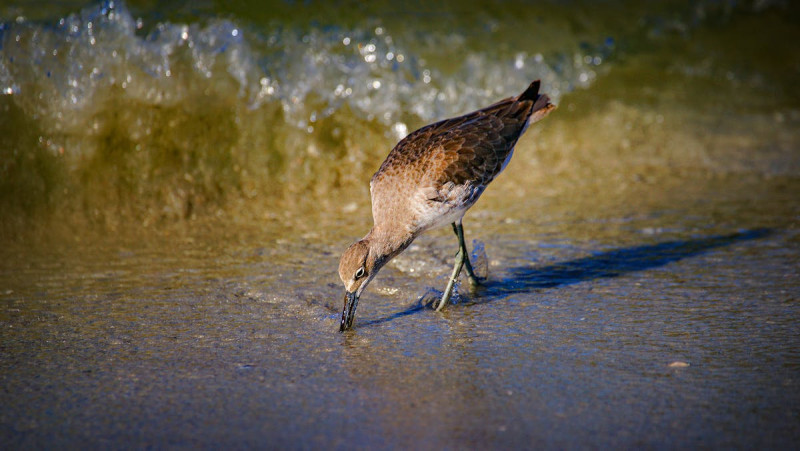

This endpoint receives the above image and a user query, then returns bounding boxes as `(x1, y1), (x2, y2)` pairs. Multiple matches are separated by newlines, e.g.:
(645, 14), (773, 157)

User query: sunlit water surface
(1, 0), (799, 448)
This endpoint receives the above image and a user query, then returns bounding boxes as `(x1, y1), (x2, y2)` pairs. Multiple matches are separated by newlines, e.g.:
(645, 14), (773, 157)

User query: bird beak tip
(339, 290), (358, 332)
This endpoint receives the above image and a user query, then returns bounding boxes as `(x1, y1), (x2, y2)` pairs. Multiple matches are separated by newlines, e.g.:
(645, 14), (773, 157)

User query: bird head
(338, 238), (378, 331)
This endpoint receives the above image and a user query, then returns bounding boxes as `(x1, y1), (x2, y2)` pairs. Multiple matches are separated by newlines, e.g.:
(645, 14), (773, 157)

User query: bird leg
(433, 222), (480, 312)
(452, 221), (481, 287)
(435, 240), (465, 311)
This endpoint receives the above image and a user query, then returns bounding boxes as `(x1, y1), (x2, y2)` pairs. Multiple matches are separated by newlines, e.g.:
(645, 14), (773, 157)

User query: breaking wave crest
(0, 0), (794, 229)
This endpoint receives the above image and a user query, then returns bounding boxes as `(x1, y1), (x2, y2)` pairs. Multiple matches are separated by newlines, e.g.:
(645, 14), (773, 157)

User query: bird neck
(366, 224), (414, 266)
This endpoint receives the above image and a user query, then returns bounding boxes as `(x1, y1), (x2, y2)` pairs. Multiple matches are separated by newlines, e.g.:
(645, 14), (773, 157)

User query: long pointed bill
(340, 291), (359, 332)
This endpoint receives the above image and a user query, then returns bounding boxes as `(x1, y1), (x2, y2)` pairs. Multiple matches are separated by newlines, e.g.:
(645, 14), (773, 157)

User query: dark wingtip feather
(521, 79), (555, 114)
(518, 80), (541, 101)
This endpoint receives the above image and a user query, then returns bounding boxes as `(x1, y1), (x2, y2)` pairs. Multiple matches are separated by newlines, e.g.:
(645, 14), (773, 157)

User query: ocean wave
(0, 0), (794, 227)
(0, 1), (609, 137)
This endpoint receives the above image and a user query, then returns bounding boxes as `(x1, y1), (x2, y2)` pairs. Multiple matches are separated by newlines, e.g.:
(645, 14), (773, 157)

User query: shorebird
(338, 80), (555, 331)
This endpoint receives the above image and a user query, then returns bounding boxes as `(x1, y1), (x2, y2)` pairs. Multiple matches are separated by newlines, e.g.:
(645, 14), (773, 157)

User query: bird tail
(519, 80), (542, 101)
(519, 80), (556, 123)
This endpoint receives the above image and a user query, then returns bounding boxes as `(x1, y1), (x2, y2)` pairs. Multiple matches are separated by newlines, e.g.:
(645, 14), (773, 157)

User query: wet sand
(2, 169), (799, 448)
(2, 1), (800, 447)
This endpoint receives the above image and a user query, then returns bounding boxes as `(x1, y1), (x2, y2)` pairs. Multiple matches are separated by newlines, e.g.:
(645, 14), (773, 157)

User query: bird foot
(433, 274), (460, 311)
(466, 274), (485, 289)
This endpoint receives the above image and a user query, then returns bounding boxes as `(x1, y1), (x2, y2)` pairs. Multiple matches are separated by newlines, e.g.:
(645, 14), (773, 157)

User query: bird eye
(354, 267), (365, 280)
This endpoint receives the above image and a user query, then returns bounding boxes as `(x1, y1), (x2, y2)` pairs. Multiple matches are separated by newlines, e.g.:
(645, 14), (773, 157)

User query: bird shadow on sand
(360, 228), (771, 328)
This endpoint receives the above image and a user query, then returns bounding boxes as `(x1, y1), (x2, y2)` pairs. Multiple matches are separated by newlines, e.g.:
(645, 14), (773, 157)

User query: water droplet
(392, 122), (408, 139)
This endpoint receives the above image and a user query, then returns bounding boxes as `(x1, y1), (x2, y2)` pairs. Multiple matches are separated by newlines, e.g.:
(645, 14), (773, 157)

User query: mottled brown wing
(371, 81), (553, 201)
(424, 100), (532, 191)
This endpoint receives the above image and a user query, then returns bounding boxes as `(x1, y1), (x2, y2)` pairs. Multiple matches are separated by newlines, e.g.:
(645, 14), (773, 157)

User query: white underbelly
(411, 184), (482, 233)
(417, 203), (469, 232)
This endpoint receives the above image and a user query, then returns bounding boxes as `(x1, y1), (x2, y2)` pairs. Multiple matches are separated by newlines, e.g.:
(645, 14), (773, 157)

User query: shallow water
(2, 180), (799, 448)
(2, 0), (800, 448)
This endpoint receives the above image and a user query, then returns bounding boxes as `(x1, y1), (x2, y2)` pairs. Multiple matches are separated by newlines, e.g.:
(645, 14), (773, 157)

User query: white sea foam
(0, 0), (609, 147)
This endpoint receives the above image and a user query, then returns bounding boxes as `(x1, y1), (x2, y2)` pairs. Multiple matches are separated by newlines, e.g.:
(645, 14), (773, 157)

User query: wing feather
(370, 81), (555, 228)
